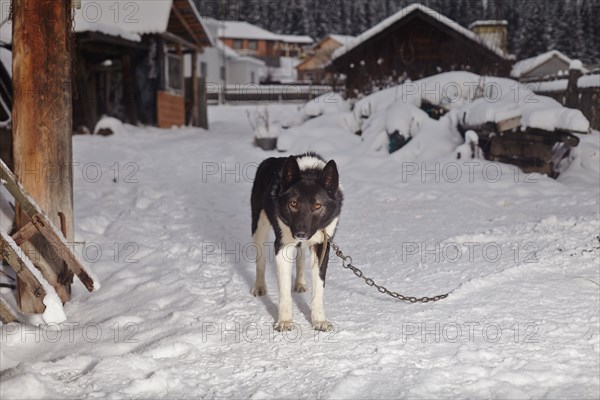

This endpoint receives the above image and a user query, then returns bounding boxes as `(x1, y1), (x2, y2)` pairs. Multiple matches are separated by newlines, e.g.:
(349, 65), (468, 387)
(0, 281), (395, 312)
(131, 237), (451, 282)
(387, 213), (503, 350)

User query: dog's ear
(320, 160), (339, 194)
(281, 156), (301, 191)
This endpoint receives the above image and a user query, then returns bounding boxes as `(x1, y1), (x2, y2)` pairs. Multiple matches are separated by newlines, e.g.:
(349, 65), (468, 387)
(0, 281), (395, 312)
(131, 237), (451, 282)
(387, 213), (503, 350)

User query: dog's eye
(314, 203), (322, 210)
(290, 200), (298, 208)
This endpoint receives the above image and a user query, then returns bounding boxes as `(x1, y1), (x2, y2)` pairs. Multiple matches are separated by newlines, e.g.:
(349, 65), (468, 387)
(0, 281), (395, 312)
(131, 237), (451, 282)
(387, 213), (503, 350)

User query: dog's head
(278, 156), (341, 241)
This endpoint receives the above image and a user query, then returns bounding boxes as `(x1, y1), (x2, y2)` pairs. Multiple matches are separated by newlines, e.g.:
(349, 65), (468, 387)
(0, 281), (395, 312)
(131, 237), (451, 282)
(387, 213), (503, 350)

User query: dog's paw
(293, 282), (307, 293)
(312, 320), (334, 332)
(251, 286), (267, 296)
(274, 320), (296, 332)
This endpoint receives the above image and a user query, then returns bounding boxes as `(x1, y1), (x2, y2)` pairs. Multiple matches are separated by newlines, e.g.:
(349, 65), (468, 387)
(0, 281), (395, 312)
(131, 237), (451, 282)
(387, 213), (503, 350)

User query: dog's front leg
(274, 244), (295, 331)
(311, 242), (333, 332)
(294, 244), (307, 293)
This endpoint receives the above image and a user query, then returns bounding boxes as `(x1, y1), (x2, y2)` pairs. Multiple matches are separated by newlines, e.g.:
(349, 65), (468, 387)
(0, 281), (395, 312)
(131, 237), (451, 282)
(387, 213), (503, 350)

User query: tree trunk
(12, 0), (74, 312)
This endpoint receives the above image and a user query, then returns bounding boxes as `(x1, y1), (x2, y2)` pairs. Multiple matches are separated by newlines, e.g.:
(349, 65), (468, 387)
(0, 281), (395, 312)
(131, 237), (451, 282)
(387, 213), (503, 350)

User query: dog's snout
(294, 231), (307, 240)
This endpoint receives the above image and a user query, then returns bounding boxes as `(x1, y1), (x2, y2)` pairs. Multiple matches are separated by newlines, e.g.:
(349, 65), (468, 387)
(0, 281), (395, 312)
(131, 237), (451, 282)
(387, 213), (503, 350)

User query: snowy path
(1, 105), (599, 399)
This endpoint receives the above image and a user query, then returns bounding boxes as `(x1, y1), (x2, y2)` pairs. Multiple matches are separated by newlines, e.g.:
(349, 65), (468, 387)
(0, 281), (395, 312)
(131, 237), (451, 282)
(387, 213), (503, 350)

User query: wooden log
(12, 0), (74, 311)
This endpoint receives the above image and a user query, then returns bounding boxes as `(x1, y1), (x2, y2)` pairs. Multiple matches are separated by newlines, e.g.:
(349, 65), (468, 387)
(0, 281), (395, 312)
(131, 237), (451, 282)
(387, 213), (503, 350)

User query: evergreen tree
(193, 0), (596, 63)
(514, 0), (548, 59)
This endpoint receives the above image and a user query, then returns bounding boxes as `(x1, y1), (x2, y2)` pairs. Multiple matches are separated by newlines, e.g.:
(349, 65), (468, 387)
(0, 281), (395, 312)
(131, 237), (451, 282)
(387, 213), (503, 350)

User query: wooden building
(296, 34), (354, 84)
(73, 0), (212, 131)
(329, 3), (513, 96)
(217, 21), (312, 67)
(511, 50), (585, 80)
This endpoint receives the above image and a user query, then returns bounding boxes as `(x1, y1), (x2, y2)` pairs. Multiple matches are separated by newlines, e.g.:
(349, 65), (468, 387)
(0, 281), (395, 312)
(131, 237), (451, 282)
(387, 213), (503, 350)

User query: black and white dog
(250, 153), (343, 332)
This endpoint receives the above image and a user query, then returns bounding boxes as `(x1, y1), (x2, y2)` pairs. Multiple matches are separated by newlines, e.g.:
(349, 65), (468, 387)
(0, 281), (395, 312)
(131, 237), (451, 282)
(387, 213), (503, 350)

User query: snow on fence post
(12, 0), (74, 312)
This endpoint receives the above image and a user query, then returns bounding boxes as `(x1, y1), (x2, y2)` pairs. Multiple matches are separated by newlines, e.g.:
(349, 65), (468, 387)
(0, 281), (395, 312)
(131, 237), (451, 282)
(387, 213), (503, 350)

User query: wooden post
(121, 54), (138, 125)
(191, 51), (200, 126)
(198, 76), (208, 130)
(566, 65), (582, 109)
(12, 0), (74, 312)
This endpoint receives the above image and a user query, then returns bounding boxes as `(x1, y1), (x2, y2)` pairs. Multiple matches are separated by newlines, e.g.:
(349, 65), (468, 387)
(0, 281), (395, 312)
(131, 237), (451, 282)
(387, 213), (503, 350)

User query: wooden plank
(0, 231), (46, 300)
(172, 3), (202, 47)
(30, 213), (95, 292)
(496, 116), (521, 132)
(0, 158), (40, 218)
(11, 221), (37, 246)
(0, 159), (95, 292)
(0, 298), (18, 324)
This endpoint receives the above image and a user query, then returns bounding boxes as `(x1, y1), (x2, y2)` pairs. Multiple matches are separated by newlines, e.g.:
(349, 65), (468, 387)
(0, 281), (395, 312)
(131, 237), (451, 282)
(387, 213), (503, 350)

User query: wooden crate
(157, 91), (185, 128)
(487, 128), (579, 177)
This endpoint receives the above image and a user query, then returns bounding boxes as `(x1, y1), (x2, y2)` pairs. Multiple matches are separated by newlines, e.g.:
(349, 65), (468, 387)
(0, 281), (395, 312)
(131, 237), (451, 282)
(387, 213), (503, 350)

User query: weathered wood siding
(331, 12), (511, 96)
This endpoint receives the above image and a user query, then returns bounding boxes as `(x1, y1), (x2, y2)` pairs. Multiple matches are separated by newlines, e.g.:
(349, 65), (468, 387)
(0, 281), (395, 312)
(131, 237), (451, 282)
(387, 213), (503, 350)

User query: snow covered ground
(1, 102), (599, 399)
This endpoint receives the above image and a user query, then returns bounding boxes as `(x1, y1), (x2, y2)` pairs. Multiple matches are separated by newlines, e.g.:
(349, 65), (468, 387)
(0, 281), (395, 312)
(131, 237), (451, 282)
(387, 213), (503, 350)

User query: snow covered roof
(217, 21), (312, 44)
(469, 20), (508, 28)
(216, 39), (265, 66)
(328, 34), (355, 46)
(73, 0), (214, 46)
(278, 34), (314, 44)
(74, 0), (173, 38)
(332, 3), (512, 61)
(230, 55), (266, 67)
(510, 50), (586, 78)
(217, 21), (281, 41)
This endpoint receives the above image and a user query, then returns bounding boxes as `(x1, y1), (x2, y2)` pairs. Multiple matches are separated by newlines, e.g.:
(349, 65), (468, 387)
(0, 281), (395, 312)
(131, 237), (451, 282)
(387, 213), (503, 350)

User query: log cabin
(329, 3), (513, 97)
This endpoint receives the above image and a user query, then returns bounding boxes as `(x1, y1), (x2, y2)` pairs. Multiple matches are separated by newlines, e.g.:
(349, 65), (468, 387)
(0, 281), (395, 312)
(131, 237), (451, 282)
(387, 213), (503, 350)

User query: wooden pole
(191, 51), (199, 126)
(198, 76), (208, 130)
(12, 0), (74, 312)
(566, 65), (582, 109)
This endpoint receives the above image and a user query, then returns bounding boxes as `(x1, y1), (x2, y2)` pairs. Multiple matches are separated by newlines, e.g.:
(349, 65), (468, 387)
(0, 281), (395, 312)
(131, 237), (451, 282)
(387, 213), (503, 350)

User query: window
(166, 52), (183, 93)
(200, 62), (207, 78)
(248, 40), (258, 51)
(233, 39), (243, 49)
(220, 66), (225, 81)
(250, 71), (255, 84)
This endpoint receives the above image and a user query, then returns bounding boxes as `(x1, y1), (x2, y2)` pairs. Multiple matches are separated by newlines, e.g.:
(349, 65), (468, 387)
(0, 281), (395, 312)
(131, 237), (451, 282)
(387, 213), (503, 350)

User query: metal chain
(328, 239), (451, 303)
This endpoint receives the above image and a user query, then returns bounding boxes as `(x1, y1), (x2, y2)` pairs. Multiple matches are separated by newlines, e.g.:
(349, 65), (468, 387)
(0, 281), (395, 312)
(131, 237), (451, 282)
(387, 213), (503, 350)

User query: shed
(329, 3), (513, 96)
(511, 50), (586, 80)
(73, 0), (213, 131)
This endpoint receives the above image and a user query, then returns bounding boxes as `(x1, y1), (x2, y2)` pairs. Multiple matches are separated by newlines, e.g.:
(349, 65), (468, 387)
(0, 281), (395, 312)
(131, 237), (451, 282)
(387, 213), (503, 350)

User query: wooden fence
(521, 68), (600, 130)
(205, 83), (334, 104)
